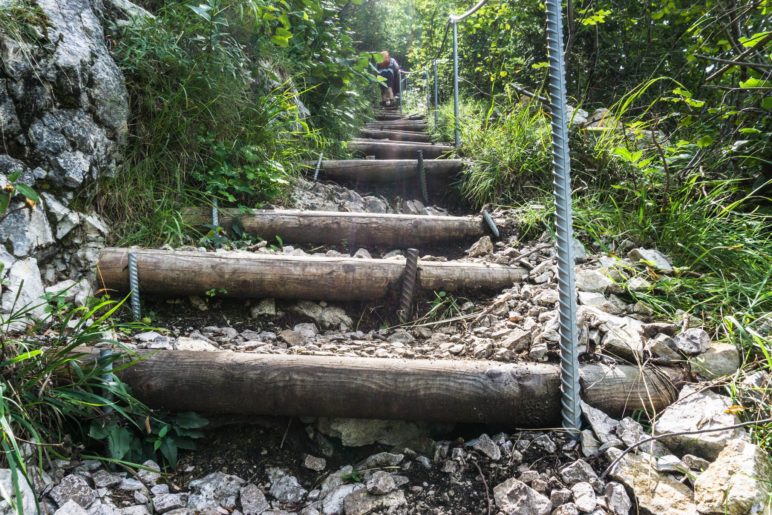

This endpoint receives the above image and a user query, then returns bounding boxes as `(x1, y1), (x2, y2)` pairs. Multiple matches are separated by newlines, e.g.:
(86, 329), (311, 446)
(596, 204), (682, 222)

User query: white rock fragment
(653, 385), (746, 461)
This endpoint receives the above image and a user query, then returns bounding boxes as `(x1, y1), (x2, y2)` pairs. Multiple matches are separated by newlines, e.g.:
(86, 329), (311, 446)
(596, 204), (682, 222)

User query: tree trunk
(313, 159), (463, 183)
(97, 248), (526, 301)
(183, 209), (487, 249)
(348, 140), (453, 159)
(114, 351), (683, 424)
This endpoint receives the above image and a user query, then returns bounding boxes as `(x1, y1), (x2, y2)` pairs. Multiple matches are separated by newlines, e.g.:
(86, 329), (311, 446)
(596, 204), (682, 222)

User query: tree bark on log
(182, 209), (487, 248)
(348, 140), (453, 159)
(365, 120), (427, 132)
(97, 248), (526, 301)
(114, 351), (683, 425)
(359, 128), (432, 143)
(314, 159), (463, 183)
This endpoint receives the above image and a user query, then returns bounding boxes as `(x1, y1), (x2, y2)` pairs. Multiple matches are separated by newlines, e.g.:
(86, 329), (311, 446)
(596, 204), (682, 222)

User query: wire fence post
(425, 70), (430, 119)
(546, 0), (581, 437)
(452, 20), (460, 148)
(433, 59), (439, 127)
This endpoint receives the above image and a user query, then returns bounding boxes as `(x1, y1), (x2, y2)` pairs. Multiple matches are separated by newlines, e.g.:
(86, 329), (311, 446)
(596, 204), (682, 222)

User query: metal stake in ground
(546, 0), (581, 436)
(398, 248), (420, 323)
(128, 251), (141, 321)
(417, 150), (429, 205)
(313, 152), (324, 181)
(452, 21), (460, 148)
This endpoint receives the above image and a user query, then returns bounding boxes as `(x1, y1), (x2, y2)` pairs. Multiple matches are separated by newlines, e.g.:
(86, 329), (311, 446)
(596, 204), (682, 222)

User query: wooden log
(182, 209), (487, 248)
(97, 248), (526, 301)
(359, 128), (432, 143)
(348, 140), (453, 160)
(115, 351), (683, 424)
(374, 113), (426, 121)
(315, 159), (463, 183)
(365, 120), (427, 132)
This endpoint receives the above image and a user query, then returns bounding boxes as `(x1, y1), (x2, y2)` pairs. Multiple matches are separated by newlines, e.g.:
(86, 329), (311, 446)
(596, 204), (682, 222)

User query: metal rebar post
(313, 152), (324, 181)
(482, 210), (500, 239)
(398, 248), (420, 323)
(452, 21), (460, 148)
(98, 348), (114, 415)
(546, 0), (581, 436)
(127, 251), (141, 321)
(417, 150), (428, 205)
(425, 70), (430, 119)
(433, 59), (439, 127)
(211, 198), (219, 228)
(404, 73), (409, 108)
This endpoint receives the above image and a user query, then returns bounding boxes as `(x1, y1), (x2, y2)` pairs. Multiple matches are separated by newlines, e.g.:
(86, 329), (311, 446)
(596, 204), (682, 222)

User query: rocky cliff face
(0, 0), (130, 321)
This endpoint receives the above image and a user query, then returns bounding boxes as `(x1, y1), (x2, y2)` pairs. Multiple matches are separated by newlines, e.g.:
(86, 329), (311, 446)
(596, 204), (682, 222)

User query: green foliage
(96, 0), (373, 246)
(0, 297), (206, 513)
(0, 0), (48, 44)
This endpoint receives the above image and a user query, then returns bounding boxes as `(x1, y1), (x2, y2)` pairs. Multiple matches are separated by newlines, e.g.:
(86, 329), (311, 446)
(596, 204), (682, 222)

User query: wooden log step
(374, 113), (426, 121)
(314, 159), (463, 183)
(359, 128), (432, 143)
(97, 248), (526, 302)
(365, 120), (427, 132)
(183, 209), (488, 248)
(348, 140), (453, 160)
(115, 351), (683, 424)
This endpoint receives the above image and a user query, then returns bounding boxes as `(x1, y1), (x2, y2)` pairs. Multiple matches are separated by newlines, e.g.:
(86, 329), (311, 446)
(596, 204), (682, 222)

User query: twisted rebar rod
(417, 150), (429, 205)
(128, 251), (141, 321)
(399, 248), (420, 323)
(546, 0), (581, 436)
(452, 21), (460, 148)
(433, 59), (439, 127)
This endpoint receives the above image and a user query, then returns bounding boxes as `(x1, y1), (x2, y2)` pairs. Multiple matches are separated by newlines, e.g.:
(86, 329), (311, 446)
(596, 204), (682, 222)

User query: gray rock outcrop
(1, 0), (130, 325)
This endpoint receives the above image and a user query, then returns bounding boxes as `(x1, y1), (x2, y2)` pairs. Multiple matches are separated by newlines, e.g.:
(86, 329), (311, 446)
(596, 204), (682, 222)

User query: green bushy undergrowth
(442, 88), (771, 448)
(0, 296), (207, 513)
(94, 0), (375, 246)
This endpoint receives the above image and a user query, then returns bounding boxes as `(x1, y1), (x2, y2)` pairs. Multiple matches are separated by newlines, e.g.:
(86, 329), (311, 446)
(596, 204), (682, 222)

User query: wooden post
(97, 248), (526, 301)
(182, 209), (487, 249)
(113, 351), (683, 425)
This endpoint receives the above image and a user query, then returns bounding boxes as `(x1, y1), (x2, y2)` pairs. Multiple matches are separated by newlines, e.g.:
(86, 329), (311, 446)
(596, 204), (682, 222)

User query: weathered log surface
(359, 128), (432, 143)
(374, 113), (426, 121)
(348, 140), (454, 159)
(183, 208), (487, 248)
(115, 351), (683, 424)
(365, 120), (427, 132)
(314, 159), (463, 183)
(97, 248), (526, 301)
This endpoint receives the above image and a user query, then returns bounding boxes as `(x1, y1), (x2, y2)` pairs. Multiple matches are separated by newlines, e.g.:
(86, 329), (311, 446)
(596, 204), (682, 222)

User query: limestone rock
(606, 448), (699, 515)
(493, 478), (552, 515)
(467, 236), (493, 257)
(627, 248), (673, 273)
(175, 337), (219, 352)
(674, 328), (711, 356)
(654, 385), (745, 461)
(694, 439), (771, 515)
(250, 298), (276, 317)
(467, 433), (501, 461)
(559, 460), (597, 486)
(575, 269), (613, 293)
(2, 257), (46, 319)
(570, 482), (596, 513)
(152, 493), (187, 513)
(303, 455), (327, 472)
(267, 468), (306, 505)
(188, 472), (245, 511)
(49, 474), (97, 509)
(581, 306), (645, 359)
(0, 202), (54, 257)
(292, 301), (353, 330)
(342, 489), (406, 515)
(54, 499), (89, 515)
(603, 482), (631, 515)
(689, 342), (740, 379)
(0, 469), (36, 515)
(321, 484), (363, 515)
(239, 483), (270, 515)
(316, 418), (436, 447)
(365, 471), (396, 495)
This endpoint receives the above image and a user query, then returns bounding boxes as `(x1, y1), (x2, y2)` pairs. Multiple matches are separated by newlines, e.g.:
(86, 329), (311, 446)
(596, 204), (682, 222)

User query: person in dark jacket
(377, 51), (400, 106)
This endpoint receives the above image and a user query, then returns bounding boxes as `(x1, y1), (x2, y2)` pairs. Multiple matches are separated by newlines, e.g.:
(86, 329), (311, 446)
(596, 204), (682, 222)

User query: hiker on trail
(377, 51), (401, 106)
